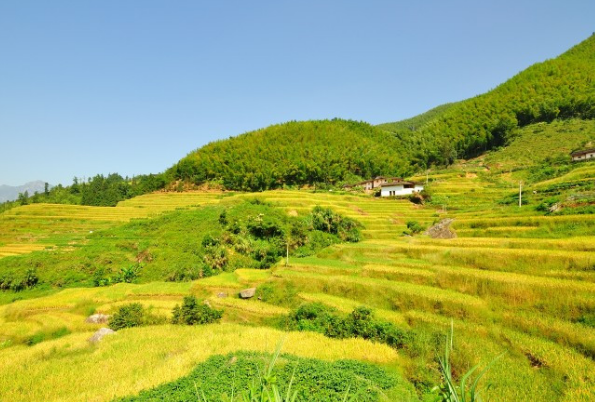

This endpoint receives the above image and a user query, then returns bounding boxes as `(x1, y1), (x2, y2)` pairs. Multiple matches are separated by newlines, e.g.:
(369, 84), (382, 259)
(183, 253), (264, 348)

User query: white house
(571, 148), (595, 162)
(380, 181), (424, 197)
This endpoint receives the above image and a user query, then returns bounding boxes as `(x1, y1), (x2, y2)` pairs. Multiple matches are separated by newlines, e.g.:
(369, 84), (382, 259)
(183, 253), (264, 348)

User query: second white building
(380, 181), (424, 197)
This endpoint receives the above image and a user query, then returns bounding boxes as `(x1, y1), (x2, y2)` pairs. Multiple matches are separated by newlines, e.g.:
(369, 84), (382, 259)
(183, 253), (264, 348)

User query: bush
(203, 246), (228, 271)
(109, 303), (165, 330)
(286, 303), (410, 349)
(171, 296), (223, 325)
(0, 268), (39, 292)
(310, 206), (361, 242)
(166, 265), (203, 282)
(406, 220), (425, 235)
(93, 265), (142, 287)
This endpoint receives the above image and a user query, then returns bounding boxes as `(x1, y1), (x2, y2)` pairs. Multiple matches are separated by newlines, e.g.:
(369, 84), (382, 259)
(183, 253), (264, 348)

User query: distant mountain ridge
(0, 181), (48, 202)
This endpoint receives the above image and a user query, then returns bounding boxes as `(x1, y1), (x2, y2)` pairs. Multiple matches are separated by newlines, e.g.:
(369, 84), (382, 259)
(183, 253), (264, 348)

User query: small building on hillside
(343, 176), (402, 191)
(380, 181), (424, 197)
(571, 148), (595, 162)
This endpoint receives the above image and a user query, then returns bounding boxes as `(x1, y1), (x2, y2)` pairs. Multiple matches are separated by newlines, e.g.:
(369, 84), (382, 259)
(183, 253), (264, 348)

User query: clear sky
(1, 1), (594, 186)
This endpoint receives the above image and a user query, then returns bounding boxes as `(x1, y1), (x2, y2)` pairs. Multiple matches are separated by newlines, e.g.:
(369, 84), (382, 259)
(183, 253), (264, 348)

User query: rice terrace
(2, 3), (595, 402)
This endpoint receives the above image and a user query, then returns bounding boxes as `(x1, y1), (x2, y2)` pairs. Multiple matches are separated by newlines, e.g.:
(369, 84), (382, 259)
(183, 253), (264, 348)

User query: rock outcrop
(239, 288), (256, 299)
(88, 327), (115, 343)
(425, 219), (456, 239)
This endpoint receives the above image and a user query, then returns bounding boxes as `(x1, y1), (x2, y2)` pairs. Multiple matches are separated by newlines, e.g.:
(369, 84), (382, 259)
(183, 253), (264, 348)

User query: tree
(17, 191), (29, 206)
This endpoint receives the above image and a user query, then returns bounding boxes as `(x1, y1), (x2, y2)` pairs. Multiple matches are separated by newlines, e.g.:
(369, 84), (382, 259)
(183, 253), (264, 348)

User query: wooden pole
(519, 181), (522, 208)
(286, 240), (289, 267)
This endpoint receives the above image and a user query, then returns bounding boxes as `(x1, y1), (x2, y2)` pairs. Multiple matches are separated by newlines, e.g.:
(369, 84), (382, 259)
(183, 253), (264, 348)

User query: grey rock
(239, 288), (256, 299)
(424, 219), (457, 239)
(85, 313), (110, 324)
(549, 203), (561, 213)
(88, 327), (115, 343)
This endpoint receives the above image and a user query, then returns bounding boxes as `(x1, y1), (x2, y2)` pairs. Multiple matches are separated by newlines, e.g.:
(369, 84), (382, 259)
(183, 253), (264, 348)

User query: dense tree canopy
(167, 119), (415, 191)
(379, 35), (595, 166)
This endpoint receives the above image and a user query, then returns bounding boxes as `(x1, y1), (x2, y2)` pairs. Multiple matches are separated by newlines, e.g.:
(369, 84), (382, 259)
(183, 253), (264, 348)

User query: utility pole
(519, 181), (523, 208)
(286, 237), (290, 267)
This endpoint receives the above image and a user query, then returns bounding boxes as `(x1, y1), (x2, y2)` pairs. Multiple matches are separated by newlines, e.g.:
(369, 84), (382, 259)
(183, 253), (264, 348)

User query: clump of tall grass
(433, 322), (503, 402)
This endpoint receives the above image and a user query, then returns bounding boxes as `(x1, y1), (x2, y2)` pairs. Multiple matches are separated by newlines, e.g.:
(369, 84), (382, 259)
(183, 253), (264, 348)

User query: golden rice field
(1, 163), (595, 401)
(0, 324), (399, 402)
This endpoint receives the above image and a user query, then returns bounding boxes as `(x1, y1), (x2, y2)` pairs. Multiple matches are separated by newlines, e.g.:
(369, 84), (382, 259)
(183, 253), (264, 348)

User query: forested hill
(378, 34), (595, 164)
(170, 35), (595, 192)
(376, 102), (459, 133)
(168, 119), (415, 191)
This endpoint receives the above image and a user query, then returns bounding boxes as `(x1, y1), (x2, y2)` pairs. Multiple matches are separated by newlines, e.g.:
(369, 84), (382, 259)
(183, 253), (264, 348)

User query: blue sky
(1, 1), (594, 186)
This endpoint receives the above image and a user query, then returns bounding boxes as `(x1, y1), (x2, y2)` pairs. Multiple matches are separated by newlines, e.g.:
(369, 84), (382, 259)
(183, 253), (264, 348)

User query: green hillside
(484, 119), (595, 169)
(168, 119), (415, 191)
(376, 102), (459, 133)
(168, 35), (595, 192)
(379, 34), (595, 165)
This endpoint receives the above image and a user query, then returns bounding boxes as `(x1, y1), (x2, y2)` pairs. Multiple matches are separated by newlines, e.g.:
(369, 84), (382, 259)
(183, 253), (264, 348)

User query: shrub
(201, 233), (220, 248)
(203, 246), (228, 271)
(406, 220), (425, 235)
(310, 206), (361, 242)
(286, 303), (410, 349)
(0, 268), (39, 292)
(166, 265), (202, 282)
(171, 295), (223, 325)
(109, 303), (165, 330)
(93, 265), (142, 287)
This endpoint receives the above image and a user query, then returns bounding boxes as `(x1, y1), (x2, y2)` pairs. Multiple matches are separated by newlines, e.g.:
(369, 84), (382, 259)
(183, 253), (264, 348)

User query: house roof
(571, 148), (595, 157)
(344, 177), (404, 188)
(381, 181), (423, 187)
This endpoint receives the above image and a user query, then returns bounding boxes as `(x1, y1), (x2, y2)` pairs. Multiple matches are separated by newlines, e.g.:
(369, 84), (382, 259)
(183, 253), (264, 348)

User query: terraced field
(0, 194), (223, 258)
(1, 163), (595, 401)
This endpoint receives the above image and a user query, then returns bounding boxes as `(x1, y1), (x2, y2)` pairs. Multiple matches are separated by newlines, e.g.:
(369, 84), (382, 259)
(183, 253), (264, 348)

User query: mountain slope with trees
(378, 34), (595, 167)
(168, 119), (415, 191)
(170, 35), (595, 191)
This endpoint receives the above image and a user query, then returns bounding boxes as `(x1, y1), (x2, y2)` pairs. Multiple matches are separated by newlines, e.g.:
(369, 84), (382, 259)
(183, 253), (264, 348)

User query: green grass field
(1, 139), (595, 401)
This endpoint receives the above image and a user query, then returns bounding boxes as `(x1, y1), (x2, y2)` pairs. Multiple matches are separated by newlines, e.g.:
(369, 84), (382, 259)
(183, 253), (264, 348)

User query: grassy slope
(484, 119), (595, 169)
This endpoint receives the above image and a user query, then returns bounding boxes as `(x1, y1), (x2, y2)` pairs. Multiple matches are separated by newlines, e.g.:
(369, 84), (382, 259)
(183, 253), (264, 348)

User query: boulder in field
(425, 219), (456, 239)
(88, 327), (115, 343)
(239, 288), (256, 299)
(85, 314), (110, 324)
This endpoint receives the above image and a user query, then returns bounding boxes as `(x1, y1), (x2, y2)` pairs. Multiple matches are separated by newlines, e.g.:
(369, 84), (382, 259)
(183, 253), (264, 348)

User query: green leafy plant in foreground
(196, 341), (355, 402)
(433, 322), (504, 402)
(116, 344), (400, 401)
